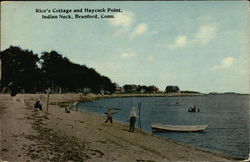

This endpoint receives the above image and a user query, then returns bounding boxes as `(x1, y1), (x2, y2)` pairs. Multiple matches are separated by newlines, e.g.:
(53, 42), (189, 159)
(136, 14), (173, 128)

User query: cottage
(114, 83), (122, 94)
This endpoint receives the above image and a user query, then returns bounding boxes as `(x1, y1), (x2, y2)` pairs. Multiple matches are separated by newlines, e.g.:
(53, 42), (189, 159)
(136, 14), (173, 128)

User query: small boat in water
(167, 101), (183, 106)
(151, 123), (208, 132)
(167, 103), (183, 106)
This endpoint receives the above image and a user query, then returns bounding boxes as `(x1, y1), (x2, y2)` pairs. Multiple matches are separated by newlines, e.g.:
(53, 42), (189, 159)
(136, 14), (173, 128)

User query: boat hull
(151, 123), (208, 132)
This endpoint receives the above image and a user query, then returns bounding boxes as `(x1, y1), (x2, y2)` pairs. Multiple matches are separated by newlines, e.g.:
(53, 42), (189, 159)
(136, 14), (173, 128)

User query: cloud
(168, 35), (188, 49)
(130, 23), (148, 38)
(168, 24), (217, 49)
(108, 11), (152, 39)
(109, 11), (134, 28)
(108, 11), (154, 39)
(221, 57), (234, 67)
(210, 57), (235, 70)
(120, 52), (136, 59)
(193, 25), (217, 45)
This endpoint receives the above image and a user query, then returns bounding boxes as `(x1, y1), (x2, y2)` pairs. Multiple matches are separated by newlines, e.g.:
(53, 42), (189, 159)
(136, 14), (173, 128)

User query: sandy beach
(0, 93), (239, 162)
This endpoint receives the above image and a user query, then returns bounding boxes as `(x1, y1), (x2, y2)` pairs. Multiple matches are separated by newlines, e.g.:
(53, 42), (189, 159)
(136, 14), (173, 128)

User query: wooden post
(117, 98), (119, 109)
(139, 102), (142, 131)
(0, 58), (2, 81)
(45, 89), (50, 118)
(138, 102), (142, 132)
(138, 102), (140, 129)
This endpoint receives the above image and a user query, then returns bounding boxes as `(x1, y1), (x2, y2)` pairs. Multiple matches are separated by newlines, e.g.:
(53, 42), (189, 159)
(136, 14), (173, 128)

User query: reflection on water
(78, 94), (249, 159)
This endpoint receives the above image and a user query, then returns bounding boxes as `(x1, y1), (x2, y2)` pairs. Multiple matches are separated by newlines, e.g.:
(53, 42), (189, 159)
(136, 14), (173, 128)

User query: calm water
(77, 94), (250, 159)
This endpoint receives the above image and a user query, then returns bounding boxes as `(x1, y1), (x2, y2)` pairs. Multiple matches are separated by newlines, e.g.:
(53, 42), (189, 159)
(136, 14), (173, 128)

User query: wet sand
(0, 94), (238, 161)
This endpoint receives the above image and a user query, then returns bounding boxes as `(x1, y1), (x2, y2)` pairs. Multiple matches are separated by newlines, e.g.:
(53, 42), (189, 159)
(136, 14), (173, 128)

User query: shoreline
(79, 109), (243, 161)
(0, 93), (244, 161)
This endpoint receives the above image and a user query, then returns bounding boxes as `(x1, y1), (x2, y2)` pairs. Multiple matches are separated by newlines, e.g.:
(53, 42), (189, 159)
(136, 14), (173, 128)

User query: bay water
(77, 94), (249, 159)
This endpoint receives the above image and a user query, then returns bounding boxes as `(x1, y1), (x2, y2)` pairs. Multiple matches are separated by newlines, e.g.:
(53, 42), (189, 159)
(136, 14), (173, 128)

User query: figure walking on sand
(128, 107), (137, 132)
(104, 109), (118, 124)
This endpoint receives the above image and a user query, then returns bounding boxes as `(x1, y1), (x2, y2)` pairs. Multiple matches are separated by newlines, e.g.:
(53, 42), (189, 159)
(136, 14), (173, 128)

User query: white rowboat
(151, 123), (208, 132)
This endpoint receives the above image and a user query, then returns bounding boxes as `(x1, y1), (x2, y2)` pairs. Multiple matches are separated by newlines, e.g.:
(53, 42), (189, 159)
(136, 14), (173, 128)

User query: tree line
(122, 85), (159, 93)
(0, 46), (116, 95)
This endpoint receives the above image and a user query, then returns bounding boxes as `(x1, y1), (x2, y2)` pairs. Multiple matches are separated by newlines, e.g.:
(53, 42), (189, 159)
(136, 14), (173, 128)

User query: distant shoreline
(3, 92), (249, 105)
(57, 92), (249, 104)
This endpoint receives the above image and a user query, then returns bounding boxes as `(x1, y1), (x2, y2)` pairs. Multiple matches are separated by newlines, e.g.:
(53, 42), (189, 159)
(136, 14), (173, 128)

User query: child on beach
(73, 101), (78, 111)
(65, 107), (70, 113)
(128, 107), (137, 132)
(104, 109), (118, 124)
(34, 101), (42, 111)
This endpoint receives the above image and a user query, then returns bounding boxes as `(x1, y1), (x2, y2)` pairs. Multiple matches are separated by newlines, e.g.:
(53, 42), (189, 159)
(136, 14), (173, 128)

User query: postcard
(1, 1), (249, 161)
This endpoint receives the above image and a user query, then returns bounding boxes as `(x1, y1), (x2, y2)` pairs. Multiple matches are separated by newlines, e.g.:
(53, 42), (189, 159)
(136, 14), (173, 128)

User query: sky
(1, 1), (249, 93)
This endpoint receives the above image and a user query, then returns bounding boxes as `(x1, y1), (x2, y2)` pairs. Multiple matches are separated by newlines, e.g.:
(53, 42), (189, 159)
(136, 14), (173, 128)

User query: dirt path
(0, 95), (37, 161)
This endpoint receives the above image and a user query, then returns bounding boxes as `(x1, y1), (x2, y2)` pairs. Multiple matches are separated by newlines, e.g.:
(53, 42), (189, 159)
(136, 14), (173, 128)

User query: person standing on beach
(128, 107), (137, 132)
(104, 108), (118, 124)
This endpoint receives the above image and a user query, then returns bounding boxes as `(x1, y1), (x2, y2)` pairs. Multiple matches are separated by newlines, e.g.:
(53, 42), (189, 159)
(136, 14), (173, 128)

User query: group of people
(34, 99), (138, 132)
(188, 105), (200, 112)
(104, 107), (138, 133)
(34, 100), (74, 113)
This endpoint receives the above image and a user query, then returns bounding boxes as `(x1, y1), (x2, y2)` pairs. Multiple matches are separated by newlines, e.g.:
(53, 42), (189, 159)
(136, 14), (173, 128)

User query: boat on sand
(151, 123), (208, 132)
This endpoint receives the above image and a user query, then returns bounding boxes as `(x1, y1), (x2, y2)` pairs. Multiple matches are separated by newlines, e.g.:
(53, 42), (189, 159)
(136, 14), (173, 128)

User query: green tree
(165, 86), (180, 93)
(100, 76), (116, 93)
(40, 50), (115, 93)
(40, 51), (70, 89)
(0, 46), (40, 94)
(1, 46), (116, 94)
